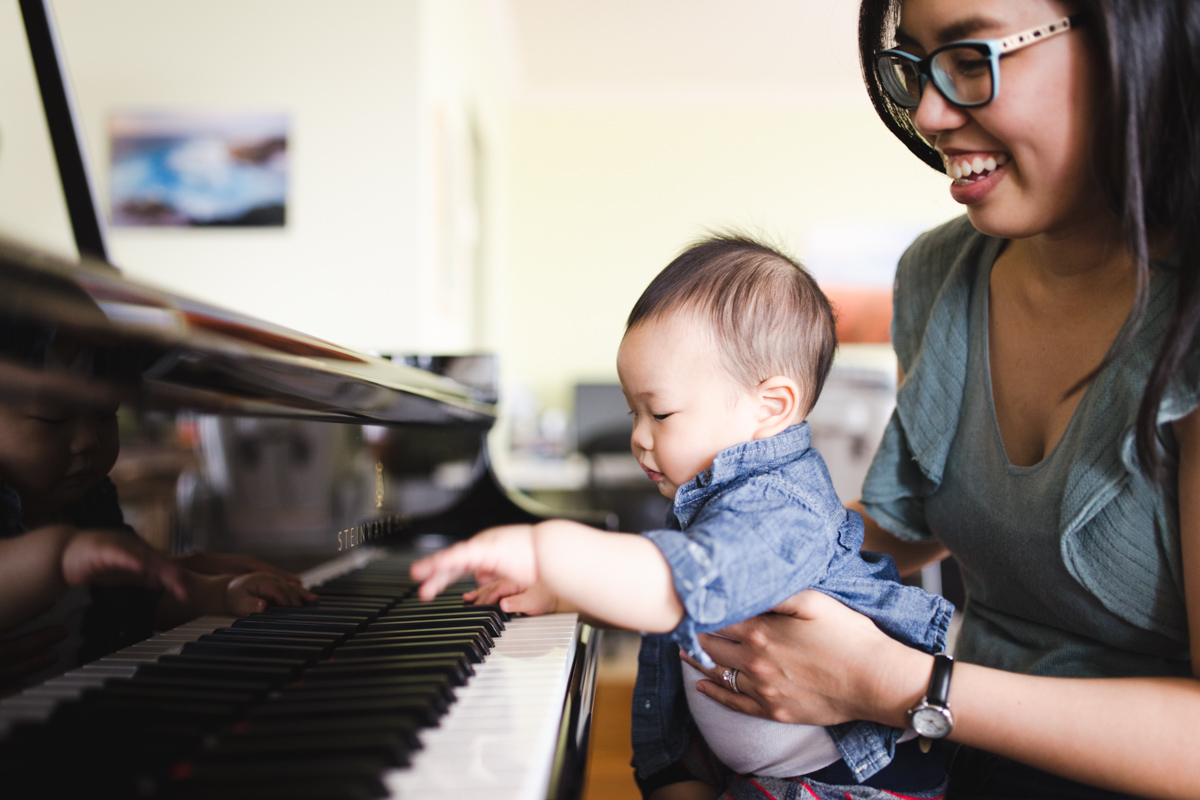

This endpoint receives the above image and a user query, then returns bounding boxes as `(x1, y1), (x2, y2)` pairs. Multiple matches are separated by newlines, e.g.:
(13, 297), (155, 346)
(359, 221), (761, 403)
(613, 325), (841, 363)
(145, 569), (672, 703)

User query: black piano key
(350, 624), (495, 648)
(167, 776), (384, 800)
(281, 674), (455, 705)
(247, 696), (442, 726)
(135, 658), (297, 686)
(202, 731), (413, 767)
(179, 640), (329, 663)
(171, 757), (390, 796)
(205, 628), (348, 646)
(230, 714), (422, 745)
(232, 618), (362, 635)
(304, 655), (473, 684)
(367, 614), (503, 636)
(327, 638), (485, 663)
(269, 684), (451, 715)
(159, 652), (311, 677)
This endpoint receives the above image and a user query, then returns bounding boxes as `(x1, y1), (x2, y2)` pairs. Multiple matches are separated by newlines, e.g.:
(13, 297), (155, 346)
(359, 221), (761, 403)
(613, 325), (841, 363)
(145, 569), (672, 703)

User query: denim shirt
(631, 423), (954, 782)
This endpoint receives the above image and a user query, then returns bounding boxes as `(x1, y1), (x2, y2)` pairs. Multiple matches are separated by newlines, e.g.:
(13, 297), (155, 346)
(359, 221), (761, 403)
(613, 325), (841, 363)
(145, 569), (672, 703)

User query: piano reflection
(0, 2), (604, 798)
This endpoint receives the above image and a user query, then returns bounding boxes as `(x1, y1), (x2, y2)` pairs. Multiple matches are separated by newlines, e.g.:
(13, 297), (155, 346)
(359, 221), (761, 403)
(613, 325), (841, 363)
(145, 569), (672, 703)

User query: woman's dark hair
(859, 0), (1200, 479)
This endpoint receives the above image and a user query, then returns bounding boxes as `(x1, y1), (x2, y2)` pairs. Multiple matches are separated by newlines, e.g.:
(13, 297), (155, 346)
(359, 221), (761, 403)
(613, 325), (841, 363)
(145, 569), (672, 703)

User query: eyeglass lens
(878, 47), (994, 108)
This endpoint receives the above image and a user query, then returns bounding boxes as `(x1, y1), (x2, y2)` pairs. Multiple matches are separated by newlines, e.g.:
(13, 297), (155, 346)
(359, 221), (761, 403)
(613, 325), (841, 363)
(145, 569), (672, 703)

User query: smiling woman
(675, 1), (1200, 799)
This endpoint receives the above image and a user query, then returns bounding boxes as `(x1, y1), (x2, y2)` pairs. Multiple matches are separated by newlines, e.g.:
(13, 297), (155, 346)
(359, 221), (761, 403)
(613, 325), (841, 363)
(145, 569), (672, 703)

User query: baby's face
(0, 399), (119, 517)
(617, 314), (764, 500)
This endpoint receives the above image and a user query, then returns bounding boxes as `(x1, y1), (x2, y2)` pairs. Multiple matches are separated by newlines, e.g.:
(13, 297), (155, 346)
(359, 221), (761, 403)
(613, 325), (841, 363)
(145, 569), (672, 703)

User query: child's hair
(626, 235), (837, 415)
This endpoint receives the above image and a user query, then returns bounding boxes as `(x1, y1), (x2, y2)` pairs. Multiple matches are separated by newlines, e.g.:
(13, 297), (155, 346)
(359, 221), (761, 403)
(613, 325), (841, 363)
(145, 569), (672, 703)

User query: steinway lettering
(337, 521), (388, 551)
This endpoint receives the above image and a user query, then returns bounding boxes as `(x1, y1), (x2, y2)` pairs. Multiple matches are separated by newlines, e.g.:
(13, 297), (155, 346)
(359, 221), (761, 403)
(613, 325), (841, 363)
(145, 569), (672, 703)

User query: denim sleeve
(642, 478), (836, 667)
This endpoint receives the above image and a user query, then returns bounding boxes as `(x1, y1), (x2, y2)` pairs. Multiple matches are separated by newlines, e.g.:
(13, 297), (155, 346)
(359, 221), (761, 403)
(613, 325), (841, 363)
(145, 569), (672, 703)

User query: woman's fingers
(679, 648), (768, 717)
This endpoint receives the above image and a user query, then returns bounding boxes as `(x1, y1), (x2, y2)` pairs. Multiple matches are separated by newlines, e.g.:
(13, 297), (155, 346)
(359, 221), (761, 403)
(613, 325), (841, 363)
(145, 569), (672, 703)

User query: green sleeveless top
(862, 216), (1198, 677)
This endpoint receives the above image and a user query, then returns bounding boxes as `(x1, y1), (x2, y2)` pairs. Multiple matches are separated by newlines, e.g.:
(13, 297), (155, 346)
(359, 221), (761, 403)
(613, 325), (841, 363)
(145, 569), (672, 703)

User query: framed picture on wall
(109, 111), (288, 227)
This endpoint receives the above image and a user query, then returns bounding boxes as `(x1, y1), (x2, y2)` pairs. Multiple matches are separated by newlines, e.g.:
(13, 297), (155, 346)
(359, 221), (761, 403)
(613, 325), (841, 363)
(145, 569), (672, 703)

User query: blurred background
(0, 2), (963, 796)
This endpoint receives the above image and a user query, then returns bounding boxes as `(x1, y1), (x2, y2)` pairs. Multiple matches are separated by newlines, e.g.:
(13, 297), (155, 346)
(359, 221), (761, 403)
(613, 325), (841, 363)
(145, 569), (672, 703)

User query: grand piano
(0, 2), (603, 797)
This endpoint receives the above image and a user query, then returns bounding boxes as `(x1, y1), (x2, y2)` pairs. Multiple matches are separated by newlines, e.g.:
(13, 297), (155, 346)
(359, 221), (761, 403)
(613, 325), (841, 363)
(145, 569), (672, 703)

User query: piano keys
(0, 548), (598, 799)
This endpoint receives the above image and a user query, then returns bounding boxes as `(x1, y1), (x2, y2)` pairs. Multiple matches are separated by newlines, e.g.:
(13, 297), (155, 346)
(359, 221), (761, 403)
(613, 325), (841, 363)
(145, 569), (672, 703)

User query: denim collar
(672, 422), (811, 527)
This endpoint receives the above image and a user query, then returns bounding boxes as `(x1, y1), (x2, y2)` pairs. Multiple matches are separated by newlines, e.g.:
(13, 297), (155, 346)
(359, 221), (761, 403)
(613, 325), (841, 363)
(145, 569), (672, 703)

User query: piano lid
(0, 236), (498, 427)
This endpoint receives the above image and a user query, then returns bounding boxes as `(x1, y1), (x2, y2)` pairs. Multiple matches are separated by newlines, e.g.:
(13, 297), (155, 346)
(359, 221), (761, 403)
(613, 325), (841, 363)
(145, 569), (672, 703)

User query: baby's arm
(0, 525), (189, 633)
(411, 520), (684, 632)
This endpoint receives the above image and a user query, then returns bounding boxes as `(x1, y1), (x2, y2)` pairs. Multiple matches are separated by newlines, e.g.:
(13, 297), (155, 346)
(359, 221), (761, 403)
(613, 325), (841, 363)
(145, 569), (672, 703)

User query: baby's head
(616, 236), (836, 498)
(0, 326), (120, 522)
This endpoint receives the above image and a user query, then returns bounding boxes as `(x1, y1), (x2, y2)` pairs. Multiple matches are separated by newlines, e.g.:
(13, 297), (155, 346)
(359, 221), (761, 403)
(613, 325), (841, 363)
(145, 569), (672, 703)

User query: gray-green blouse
(862, 216), (1198, 678)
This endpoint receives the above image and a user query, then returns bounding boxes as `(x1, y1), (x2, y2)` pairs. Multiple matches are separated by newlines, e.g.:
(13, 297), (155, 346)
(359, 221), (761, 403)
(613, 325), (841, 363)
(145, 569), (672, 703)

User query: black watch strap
(927, 653), (954, 707)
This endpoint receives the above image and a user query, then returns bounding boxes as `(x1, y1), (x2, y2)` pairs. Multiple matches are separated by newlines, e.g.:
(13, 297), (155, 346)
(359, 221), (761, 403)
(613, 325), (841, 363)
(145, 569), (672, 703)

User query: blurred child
(0, 384), (314, 693)
(412, 237), (953, 800)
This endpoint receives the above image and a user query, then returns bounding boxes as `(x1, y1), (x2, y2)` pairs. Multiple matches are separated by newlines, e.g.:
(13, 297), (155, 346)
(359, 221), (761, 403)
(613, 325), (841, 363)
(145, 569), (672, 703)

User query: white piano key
(382, 612), (581, 799)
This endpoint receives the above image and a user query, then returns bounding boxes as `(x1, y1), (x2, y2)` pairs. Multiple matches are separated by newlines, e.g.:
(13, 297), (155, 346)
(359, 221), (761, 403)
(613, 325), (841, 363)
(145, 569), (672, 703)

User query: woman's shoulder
(891, 216), (993, 368)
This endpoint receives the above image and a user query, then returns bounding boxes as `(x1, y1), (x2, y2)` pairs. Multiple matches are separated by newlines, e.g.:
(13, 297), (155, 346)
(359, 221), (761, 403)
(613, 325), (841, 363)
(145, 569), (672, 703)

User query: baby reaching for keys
(412, 236), (952, 800)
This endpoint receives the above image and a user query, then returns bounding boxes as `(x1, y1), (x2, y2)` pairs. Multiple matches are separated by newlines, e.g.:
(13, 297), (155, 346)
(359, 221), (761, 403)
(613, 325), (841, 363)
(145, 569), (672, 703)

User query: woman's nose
(909, 82), (971, 141)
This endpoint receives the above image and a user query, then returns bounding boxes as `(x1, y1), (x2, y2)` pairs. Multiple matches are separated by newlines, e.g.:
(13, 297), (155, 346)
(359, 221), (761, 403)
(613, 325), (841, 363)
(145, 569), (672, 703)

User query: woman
(684, 1), (1200, 798)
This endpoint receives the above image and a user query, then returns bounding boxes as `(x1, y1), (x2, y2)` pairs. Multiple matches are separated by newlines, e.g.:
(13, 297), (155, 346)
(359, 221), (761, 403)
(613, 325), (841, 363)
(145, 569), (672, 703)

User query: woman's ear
(753, 376), (803, 439)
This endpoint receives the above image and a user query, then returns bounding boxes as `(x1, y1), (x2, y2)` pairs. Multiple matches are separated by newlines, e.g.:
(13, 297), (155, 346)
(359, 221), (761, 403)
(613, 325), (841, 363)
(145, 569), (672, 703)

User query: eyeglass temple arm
(996, 14), (1082, 55)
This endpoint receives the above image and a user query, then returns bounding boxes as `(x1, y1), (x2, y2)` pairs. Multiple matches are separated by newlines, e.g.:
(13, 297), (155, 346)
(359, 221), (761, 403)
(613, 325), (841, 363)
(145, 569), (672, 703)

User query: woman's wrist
(866, 641), (936, 729)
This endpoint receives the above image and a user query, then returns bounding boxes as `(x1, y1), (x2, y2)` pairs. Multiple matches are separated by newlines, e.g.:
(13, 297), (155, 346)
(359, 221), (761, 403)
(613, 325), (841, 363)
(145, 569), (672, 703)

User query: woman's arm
(848, 499), (949, 577)
(689, 407), (1200, 799)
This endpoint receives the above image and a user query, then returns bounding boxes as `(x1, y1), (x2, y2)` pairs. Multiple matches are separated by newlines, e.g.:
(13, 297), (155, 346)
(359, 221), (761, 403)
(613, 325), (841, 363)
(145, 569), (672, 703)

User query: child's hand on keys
(464, 579), (560, 616)
(411, 524), (538, 600)
(223, 572), (317, 616)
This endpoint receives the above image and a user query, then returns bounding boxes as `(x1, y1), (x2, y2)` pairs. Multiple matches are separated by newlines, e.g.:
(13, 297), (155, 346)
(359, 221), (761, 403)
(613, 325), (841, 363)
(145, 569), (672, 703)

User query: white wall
(502, 105), (962, 413)
(0, 0), (513, 355)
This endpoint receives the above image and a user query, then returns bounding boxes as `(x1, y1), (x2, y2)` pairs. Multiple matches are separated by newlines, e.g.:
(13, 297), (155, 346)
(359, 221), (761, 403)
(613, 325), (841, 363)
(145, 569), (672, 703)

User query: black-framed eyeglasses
(874, 14), (1085, 109)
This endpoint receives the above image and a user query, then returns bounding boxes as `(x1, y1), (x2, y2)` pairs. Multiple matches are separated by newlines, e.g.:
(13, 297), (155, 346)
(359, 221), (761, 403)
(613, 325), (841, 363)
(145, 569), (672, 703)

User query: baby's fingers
(411, 547), (476, 601)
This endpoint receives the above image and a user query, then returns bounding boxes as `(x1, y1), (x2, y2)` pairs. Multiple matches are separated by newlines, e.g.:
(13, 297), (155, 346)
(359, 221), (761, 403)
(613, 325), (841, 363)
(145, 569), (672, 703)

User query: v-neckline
(980, 255), (1131, 472)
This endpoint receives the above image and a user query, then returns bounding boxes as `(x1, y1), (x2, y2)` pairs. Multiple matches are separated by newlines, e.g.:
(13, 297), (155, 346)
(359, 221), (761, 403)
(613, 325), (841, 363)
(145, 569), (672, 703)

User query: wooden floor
(581, 675), (640, 800)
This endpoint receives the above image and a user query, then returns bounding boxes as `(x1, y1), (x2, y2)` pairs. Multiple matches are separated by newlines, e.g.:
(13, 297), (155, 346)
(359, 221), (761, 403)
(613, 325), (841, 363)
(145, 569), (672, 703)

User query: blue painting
(109, 112), (288, 227)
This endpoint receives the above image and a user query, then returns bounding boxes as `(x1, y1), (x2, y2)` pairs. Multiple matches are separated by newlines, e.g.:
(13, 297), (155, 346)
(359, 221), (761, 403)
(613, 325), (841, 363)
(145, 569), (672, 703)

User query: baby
(0, 329), (314, 692)
(412, 236), (952, 800)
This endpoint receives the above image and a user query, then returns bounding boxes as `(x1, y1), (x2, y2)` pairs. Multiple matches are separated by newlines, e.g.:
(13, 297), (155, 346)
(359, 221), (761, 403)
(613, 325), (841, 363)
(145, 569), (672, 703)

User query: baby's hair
(626, 235), (837, 415)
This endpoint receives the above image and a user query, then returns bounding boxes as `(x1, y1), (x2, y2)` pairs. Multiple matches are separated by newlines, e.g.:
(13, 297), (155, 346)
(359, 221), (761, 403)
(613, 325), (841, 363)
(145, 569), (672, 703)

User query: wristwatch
(908, 653), (954, 738)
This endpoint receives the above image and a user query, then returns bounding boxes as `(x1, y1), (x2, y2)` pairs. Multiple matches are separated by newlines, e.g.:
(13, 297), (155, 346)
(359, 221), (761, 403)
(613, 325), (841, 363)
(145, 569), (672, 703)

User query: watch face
(912, 706), (953, 738)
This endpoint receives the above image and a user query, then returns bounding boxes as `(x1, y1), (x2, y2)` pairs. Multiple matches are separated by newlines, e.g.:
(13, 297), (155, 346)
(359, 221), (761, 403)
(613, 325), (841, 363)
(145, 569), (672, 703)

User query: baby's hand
(465, 579), (560, 616)
(175, 550), (302, 584)
(223, 572), (317, 616)
(61, 529), (188, 603)
(410, 524), (538, 601)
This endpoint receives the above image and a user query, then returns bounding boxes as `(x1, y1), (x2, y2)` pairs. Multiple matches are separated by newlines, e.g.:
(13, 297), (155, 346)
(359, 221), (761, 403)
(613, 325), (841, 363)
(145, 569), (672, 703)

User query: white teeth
(961, 161), (973, 177)
(972, 156), (985, 173)
(952, 163), (962, 179)
(996, 153), (1008, 165)
(984, 156), (997, 172)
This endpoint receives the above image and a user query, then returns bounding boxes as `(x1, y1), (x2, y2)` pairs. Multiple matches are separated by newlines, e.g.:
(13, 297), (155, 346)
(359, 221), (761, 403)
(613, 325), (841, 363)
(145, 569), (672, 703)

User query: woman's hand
(685, 589), (930, 729)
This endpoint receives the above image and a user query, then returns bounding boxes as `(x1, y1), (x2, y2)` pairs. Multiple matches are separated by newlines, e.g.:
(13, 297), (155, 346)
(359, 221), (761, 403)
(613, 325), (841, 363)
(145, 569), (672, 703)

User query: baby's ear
(754, 376), (802, 438)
